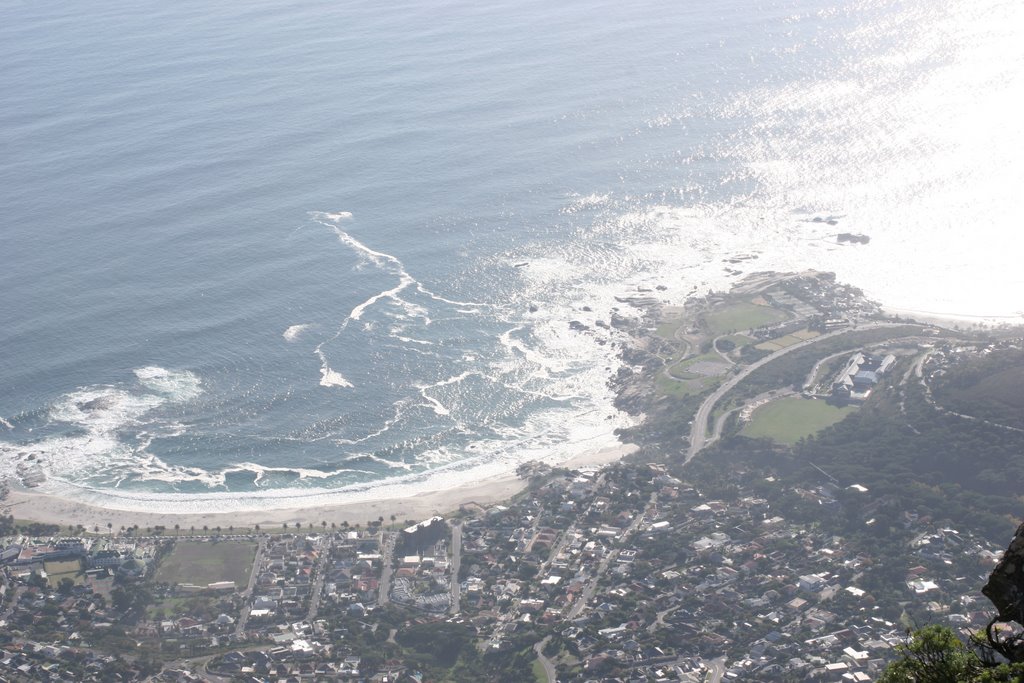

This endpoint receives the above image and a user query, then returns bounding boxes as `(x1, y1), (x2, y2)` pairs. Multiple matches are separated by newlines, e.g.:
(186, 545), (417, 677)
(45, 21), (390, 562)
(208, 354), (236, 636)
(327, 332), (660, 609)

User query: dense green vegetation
(880, 625), (1024, 682)
(698, 361), (1024, 543)
(932, 347), (1024, 430)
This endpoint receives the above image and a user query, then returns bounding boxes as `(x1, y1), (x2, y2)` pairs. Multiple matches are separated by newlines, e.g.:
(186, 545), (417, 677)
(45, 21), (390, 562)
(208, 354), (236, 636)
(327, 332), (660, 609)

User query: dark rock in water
(582, 306), (593, 312)
(656, 285), (667, 291)
(837, 232), (870, 244)
(569, 320), (590, 332)
(528, 304), (539, 313)
(514, 262), (529, 268)
(595, 320), (609, 329)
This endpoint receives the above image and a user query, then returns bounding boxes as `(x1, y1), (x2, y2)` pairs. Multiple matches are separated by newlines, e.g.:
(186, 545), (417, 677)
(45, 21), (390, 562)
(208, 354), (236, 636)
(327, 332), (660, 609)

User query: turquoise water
(1, 0), (1021, 509)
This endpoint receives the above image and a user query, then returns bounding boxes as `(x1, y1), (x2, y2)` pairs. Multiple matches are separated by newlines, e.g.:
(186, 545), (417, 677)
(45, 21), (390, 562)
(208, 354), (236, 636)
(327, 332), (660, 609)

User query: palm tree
(321, 521), (327, 531)
(174, 523), (180, 537)
(254, 524), (261, 534)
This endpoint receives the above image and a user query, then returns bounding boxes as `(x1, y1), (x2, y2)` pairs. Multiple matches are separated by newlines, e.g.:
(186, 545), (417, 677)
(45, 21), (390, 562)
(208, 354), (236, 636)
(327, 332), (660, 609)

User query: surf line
(309, 211), (490, 389)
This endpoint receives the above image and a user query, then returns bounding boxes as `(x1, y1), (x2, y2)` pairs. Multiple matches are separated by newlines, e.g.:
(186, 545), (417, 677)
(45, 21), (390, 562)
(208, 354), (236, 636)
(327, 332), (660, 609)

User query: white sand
(4, 444), (637, 532)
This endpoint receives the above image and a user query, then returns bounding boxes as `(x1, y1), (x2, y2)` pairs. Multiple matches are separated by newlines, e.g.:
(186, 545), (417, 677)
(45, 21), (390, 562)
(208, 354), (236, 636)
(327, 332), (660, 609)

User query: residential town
(1, 274), (1020, 682)
(0, 454), (1007, 682)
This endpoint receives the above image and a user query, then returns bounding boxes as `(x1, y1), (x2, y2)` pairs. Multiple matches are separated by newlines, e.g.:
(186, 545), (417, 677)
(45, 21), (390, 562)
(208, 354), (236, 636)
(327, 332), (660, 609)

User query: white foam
(133, 367), (202, 402)
(0, 416), (14, 430)
(419, 394), (450, 417)
(283, 324), (311, 341)
(319, 367), (353, 388)
(393, 334), (434, 346)
(561, 192), (611, 214)
(51, 387), (165, 431)
(316, 211), (353, 223)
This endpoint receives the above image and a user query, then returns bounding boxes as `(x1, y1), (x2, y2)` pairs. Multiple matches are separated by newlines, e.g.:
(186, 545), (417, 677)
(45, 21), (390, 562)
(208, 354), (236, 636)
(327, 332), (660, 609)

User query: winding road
(534, 636), (556, 683)
(686, 324), (897, 462)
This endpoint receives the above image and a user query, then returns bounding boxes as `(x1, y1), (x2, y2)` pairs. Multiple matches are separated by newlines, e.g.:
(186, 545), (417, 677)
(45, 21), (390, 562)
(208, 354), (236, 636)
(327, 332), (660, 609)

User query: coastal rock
(837, 232), (870, 244)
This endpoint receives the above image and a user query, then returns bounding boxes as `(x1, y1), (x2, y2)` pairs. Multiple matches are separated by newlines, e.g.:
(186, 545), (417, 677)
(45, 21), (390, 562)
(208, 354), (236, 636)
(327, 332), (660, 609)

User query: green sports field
(153, 541), (257, 587)
(702, 302), (789, 335)
(741, 397), (857, 445)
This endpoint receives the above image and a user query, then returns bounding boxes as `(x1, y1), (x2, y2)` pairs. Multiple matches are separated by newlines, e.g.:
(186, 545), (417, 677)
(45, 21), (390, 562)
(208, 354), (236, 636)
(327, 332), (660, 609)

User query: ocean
(1, 0), (1021, 511)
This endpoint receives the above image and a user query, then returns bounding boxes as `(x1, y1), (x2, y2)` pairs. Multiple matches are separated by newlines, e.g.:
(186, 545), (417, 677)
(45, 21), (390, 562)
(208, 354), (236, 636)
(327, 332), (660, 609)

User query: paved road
(306, 536), (329, 622)
(233, 536), (266, 637)
(568, 493), (655, 619)
(647, 604), (681, 633)
(705, 655), (727, 683)
(378, 531), (395, 606)
(449, 522), (462, 615)
(533, 636), (556, 683)
(686, 324), (896, 462)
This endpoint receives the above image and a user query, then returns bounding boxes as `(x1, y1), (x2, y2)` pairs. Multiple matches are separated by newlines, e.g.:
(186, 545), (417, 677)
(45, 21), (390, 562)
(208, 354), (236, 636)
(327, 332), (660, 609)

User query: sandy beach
(2, 443), (637, 532)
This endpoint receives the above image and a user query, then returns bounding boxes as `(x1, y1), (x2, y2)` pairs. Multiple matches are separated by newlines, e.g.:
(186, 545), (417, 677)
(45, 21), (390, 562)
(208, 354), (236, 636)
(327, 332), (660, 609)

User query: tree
(879, 625), (981, 682)
(174, 523), (180, 537)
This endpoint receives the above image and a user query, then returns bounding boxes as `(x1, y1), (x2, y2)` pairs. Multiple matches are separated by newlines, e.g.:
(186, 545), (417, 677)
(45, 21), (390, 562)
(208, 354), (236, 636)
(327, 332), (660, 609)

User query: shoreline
(881, 305), (1024, 330)
(4, 444), (637, 532)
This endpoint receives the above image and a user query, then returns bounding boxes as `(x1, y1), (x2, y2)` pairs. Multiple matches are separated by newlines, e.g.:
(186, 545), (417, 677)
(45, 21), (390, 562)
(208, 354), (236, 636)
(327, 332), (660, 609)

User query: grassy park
(153, 541), (257, 587)
(44, 559), (83, 587)
(702, 301), (789, 335)
(741, 397), (857, 445)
